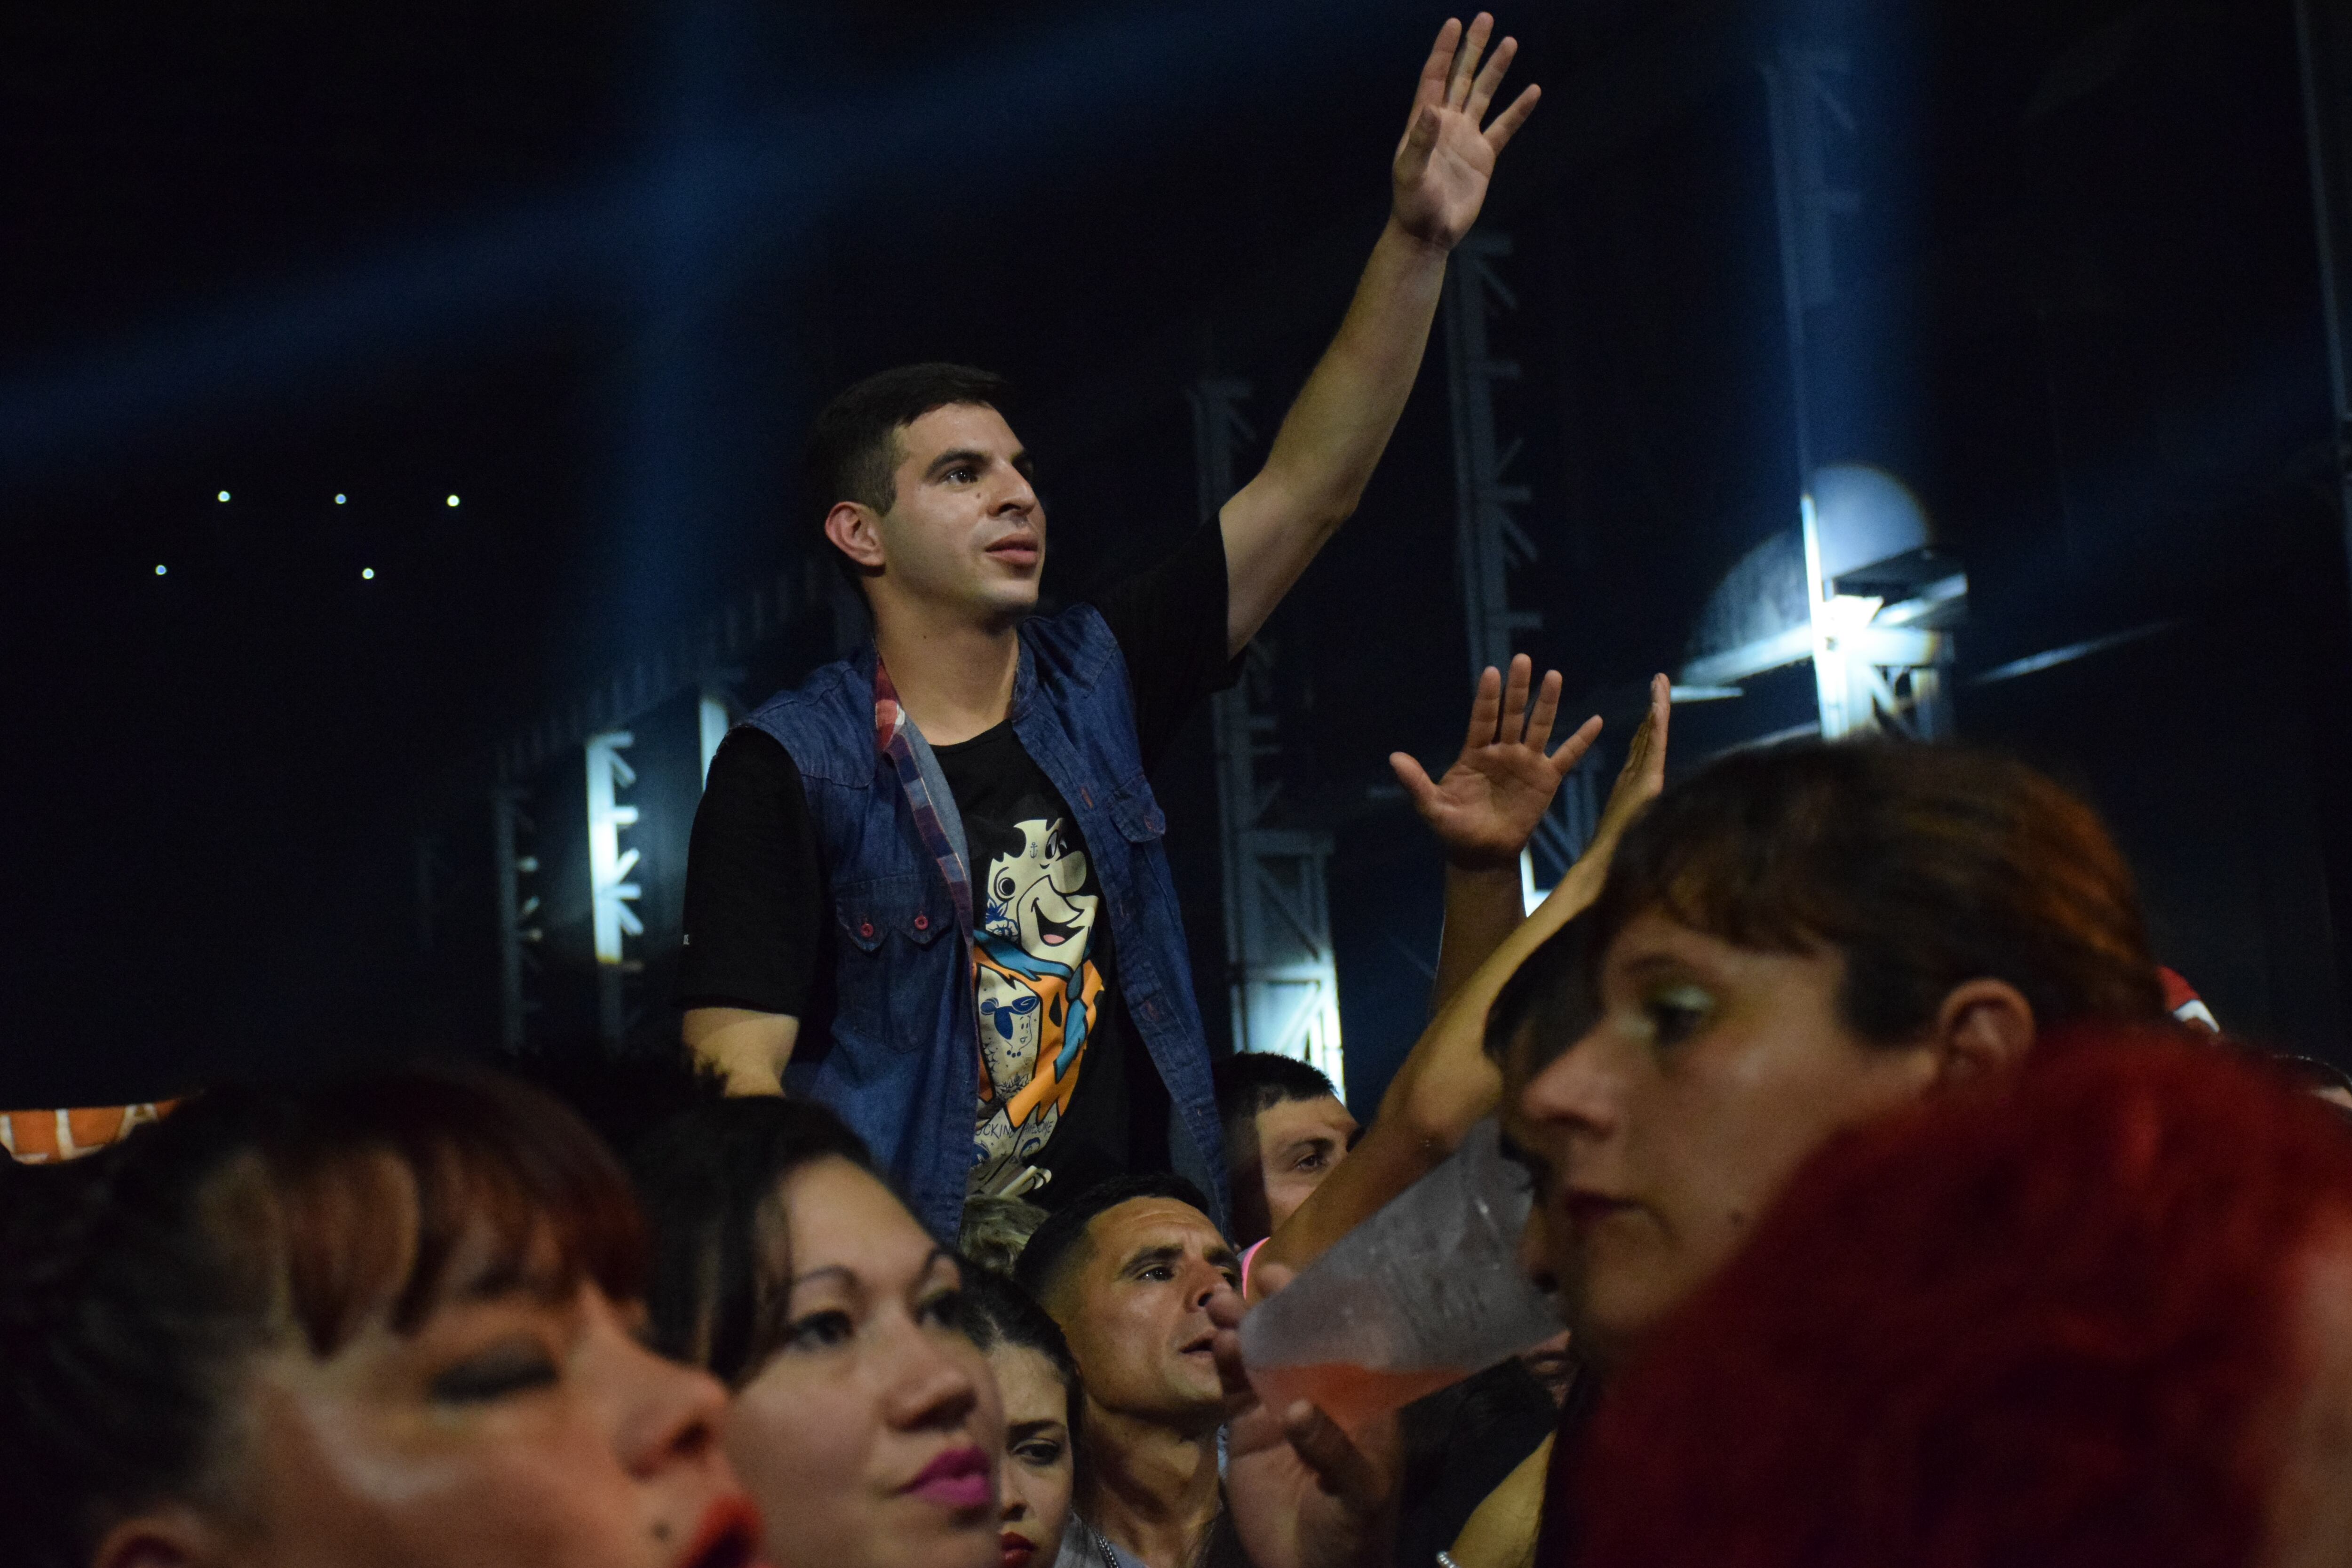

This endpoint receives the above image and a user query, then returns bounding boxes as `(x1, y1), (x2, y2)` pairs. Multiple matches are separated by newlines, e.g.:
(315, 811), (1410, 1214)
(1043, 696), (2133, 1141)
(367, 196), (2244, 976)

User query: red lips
(1001, 1529), (1038, 1568)
(674, 1496), (765, 1568)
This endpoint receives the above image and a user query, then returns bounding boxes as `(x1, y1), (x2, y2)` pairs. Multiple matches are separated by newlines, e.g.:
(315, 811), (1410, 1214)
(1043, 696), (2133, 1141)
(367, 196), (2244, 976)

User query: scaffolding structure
(1190, 376), (1346, 1095)
(1442, 231), (1597, 888)
(490, 787), (541, 1051)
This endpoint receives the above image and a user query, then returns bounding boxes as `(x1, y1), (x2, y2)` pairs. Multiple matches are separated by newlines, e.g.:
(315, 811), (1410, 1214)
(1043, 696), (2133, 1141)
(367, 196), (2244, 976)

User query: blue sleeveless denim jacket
(741, 604), (1228, 1242)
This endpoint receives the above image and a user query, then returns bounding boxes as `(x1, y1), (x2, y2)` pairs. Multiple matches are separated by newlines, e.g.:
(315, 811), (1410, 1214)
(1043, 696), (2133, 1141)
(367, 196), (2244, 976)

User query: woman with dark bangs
(1495, 741), (2170, 1377)
(629, 1097), (1005, 1568)
(1575, 1035), (2352, 1568)
(0, 1065), (768, 1568)
(1469, 741), (2174, 1568)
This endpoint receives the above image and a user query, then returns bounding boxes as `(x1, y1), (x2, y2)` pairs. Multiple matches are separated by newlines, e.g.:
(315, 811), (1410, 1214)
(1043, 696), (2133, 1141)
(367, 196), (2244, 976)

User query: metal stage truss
(1442, 230), (1597, 897)
(1189, 375), (1346, 1096)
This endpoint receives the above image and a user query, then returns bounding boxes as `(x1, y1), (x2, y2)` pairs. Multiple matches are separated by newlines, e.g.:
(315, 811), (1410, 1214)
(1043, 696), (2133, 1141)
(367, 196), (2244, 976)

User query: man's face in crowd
(1232, 1094), (1360, 1245)
(1502, 907), (1944, 1370)
(866, 402), (1045, 625)
(1048, 1198), (1240, 1433)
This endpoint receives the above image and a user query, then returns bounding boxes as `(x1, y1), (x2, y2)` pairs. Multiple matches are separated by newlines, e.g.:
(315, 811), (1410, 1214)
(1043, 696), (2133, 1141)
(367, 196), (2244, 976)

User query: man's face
(1049, 1198), (1239, 1433)
(1501, 907), (1941, 1370)
(866, 402), (1045, 624)
(1235, 1095), (1359, 1245)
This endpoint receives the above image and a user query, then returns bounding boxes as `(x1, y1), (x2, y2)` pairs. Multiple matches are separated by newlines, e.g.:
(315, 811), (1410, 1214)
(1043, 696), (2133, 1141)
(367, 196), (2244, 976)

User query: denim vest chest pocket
(1106, 773), (1168, 843)
(833, 871), (959, 1054)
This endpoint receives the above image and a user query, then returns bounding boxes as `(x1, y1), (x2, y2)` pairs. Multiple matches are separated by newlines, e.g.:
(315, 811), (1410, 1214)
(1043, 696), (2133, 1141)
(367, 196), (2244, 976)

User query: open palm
(1392, 655), (1601, 871)
(1391, 14), (1542, 251)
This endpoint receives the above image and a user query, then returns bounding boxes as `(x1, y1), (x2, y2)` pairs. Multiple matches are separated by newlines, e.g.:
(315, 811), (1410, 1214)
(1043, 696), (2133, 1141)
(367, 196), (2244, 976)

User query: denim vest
(741, 604), (1228, 1242)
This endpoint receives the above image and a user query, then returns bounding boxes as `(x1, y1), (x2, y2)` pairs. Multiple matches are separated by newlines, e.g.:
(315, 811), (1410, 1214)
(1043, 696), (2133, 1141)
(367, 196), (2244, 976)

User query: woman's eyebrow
(786, 1264), (858, 1292)
(1007, 1418), (1066, 1441)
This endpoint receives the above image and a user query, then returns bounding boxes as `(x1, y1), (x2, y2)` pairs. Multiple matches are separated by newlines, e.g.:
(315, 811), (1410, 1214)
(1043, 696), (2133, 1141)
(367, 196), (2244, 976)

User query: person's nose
(880, 1317), (984, 1433)
(1189, 1255), (1238, 1313)
(609, 1329), (732, 1482)
(1518, 1026), (1623, 1143)
(992, 464), (1039, 518)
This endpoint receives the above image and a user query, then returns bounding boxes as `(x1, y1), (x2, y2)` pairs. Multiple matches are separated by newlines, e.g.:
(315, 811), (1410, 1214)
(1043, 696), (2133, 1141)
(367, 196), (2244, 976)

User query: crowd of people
(12, 13), (2352, 1567)
(14, 704), (2352, 1568)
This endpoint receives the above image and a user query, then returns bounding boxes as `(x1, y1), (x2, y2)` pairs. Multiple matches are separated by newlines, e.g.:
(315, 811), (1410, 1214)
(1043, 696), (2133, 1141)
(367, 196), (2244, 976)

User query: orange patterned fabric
(0, 1100), (180, 1163)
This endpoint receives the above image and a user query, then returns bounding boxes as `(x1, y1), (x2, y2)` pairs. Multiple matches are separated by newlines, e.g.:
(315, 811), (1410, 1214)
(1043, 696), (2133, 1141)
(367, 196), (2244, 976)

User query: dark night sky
(7, 0), (2352, 1109)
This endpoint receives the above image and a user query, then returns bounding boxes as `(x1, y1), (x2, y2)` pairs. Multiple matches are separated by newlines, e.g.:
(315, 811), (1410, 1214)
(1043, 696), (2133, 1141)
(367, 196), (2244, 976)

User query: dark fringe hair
(0, 1062), (644, 1568)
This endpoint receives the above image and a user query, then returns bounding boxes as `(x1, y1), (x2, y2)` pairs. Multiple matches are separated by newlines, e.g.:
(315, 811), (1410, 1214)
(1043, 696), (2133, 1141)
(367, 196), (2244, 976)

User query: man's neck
(1077, 1404), (1222, 1568)
(869, 599), (1021, 746)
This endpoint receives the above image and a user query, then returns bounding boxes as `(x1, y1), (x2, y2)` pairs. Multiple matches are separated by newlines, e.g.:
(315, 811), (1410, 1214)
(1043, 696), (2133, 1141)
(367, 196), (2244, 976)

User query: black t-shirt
(679, 522), (1233, 1199)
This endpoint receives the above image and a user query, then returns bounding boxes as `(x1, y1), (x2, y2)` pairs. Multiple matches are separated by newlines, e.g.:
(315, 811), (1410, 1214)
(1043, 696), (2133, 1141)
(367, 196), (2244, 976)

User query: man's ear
(91, 1504), (232, 1568)
(1926, 978), (2037, 1090)
(823, 501), (887, 573)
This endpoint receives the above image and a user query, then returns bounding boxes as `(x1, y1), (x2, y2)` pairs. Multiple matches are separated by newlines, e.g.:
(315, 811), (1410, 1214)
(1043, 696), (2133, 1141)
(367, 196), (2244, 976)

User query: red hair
(1574, 1032), (2352, 1568)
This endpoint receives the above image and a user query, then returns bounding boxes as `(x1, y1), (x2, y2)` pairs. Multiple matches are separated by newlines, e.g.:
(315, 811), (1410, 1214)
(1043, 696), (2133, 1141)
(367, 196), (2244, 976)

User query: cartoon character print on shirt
(971, 815), (1104, 1189)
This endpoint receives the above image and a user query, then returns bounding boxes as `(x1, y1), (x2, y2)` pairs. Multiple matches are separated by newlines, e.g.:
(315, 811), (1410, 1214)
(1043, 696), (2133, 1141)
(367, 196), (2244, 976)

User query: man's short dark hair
(806, 362), (1012, 575)
(1213, 1053), (1340, 1173)
(1013, 1172), (1216, 1312)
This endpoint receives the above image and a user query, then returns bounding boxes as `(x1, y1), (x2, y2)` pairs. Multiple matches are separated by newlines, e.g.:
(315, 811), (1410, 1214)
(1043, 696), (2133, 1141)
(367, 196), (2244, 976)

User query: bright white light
(445, 494), (460, 508)
(154, 564), (167, 576)
(334, 493), (347, 504)
(699, 693), (731, 788)
(585, 732), (643, 965)
(361, 568), (375, 580)
(216, 490), (230, 502)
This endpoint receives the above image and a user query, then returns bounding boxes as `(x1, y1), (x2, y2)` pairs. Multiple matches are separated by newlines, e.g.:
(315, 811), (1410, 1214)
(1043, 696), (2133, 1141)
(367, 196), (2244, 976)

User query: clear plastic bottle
(1240, 1116), (1565, 1433)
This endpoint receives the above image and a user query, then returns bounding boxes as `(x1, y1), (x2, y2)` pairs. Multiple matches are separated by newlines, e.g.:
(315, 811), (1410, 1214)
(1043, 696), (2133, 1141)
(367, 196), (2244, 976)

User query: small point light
(216, 490), (230, 502)
(445, 494), (460, 508)
(155, 564), (167, 576)
(334, 493), (347, 504)
(361, 567), (375, 580)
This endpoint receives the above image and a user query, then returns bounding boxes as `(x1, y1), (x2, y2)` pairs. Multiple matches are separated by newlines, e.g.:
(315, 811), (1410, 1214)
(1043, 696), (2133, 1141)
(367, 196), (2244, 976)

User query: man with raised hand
(678, 16), (1543, 1242)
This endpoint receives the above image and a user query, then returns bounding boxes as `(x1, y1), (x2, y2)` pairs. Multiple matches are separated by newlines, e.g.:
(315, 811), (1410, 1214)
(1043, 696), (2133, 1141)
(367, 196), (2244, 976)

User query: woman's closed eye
(428, 1339), (560, 1404)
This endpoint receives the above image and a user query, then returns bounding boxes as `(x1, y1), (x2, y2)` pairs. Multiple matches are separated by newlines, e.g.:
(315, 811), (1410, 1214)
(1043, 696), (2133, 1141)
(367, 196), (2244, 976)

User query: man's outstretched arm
(1222, 14), (1541, 656)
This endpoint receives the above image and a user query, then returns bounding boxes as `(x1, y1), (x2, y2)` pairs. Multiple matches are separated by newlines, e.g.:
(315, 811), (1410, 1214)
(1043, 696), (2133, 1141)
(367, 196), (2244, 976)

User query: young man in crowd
(1017, 1175), (1246, 1568)
(674, 15), (1542, 1241)
(1216, 1054), (1359, 1252)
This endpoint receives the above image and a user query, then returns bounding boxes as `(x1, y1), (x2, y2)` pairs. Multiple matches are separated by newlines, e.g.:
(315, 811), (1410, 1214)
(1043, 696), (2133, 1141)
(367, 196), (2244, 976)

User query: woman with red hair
(1574, 1034), (2352, 1568)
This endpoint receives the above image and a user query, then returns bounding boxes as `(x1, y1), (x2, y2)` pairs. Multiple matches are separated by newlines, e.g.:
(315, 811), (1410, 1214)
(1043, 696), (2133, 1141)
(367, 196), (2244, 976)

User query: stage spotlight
(215, 490), (230, 502)
(334, 493), (347, 504)
(445, 494), (460, 507)
(362, 567), (375, 580)
(154, 564), (167, 576)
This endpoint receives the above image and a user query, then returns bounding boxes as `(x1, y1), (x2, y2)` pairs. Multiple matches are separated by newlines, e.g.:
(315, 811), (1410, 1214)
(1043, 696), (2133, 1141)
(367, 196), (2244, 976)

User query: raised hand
(1391, 653), (1602, 871)
(1589, 672), (1671, 854)
(1391, 13), (1542, 251)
